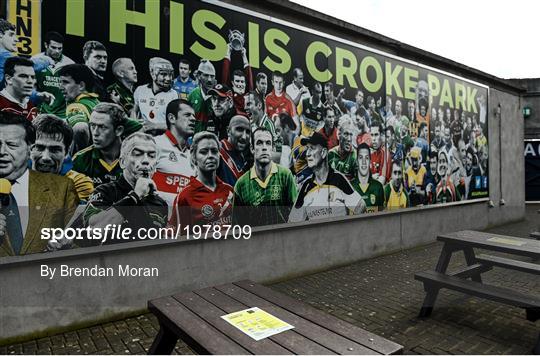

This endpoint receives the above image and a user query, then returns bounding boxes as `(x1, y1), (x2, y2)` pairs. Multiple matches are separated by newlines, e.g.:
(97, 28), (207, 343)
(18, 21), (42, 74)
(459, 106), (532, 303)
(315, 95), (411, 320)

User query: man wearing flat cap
(405, 146), (428, 206)
(289, 131), (365, 222)
(207, 83), (237, 140)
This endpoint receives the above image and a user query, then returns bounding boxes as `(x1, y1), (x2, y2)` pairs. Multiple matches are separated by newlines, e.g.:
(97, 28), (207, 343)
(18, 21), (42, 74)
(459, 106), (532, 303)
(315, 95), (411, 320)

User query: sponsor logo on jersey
(270, 185), (281, 200)
(169, 152), (178, 162)
(370, 194), (376, 205)
(307, 207), (333, 219)
(164, 174), (190, 187)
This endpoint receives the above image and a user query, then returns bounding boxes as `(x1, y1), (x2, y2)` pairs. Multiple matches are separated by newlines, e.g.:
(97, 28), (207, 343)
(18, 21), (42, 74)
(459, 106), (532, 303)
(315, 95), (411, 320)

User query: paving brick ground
(1, 204), (539, 355)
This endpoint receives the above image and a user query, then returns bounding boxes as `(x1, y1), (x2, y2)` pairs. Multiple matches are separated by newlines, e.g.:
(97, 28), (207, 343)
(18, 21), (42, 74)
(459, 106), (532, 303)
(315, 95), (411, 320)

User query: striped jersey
(134, 84), (178, 132)
(289, 168), (362, 222)
(153, 130), (194, 207)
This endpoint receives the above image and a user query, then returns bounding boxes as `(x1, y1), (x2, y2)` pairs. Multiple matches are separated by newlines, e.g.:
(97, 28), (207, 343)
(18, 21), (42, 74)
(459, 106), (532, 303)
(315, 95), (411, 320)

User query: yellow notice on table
(221, 307), (294, 341)
(487, 237), (526, 246)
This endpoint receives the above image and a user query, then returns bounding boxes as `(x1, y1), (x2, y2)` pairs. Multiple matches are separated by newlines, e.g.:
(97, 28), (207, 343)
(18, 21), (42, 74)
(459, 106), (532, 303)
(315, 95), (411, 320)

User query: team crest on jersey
(370, 194), (376, 205)
(89, 192), (103, 202)
(159, 99), (165, 105)
(169, 152), (178, 162)
(201, 204), (214, 218)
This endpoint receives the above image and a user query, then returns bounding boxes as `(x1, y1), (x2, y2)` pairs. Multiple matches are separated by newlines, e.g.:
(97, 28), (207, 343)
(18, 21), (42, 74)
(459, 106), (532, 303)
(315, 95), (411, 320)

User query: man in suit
(0, 112), (79, 256)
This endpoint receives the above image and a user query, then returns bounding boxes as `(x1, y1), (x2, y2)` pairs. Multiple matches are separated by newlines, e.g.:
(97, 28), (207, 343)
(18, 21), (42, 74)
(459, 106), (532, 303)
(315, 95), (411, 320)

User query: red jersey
(370, 147), (391, 182)
(0, 92), (38, 121)
(265, 90), (295, 120)
(170, 176), (234, 228)
(318, 127), (339, 149)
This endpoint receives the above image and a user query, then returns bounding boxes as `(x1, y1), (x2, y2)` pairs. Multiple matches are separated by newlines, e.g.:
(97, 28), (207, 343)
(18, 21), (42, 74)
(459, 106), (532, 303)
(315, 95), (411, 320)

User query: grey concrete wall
(487, 89), (526, 225)
(0, 0), (527, 345)
(508, 79), (540, 139)
(1, 199), (499, 343)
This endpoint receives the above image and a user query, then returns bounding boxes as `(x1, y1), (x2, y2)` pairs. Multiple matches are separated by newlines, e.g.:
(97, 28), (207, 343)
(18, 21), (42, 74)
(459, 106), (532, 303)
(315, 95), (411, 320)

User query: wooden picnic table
(148, 280), (403, 355)
(415, 230), (540, 354)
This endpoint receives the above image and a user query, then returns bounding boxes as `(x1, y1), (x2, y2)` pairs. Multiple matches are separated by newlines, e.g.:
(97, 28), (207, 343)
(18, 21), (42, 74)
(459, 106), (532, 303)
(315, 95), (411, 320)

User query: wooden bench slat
(438, 230), (540, 258)
(415, 270), (540, 308)
(448, 263), (492, 278)
(172, 291), (292, 355)
(215, 283), (380, 355)
(194, 286), (337, 355)
(148, 296), (250, 355)
(234, 280), (403, 355)
(475, 254), (540, 275)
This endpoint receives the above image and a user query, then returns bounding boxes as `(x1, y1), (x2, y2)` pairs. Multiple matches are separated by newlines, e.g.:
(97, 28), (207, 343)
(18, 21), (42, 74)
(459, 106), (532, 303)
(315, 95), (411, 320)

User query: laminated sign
(221, 307), (294, 341)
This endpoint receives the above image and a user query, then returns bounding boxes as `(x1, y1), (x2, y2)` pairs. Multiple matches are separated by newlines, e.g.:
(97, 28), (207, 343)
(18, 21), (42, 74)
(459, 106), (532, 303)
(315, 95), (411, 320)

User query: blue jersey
(173, 76), (197, 100)
(0, 49), (50, 90)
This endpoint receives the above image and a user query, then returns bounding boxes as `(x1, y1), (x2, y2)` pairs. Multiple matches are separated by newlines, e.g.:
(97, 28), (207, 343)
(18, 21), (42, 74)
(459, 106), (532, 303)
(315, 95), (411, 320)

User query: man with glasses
(206, 84), (236, 140)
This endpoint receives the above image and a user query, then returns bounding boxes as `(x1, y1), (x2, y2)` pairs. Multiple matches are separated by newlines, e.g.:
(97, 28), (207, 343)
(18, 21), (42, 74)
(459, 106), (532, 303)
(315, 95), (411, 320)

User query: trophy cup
(228, 29), (245, 51)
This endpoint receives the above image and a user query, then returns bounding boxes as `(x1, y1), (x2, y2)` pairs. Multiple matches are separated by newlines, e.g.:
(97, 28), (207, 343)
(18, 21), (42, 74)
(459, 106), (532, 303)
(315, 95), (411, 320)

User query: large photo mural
(0, 0), (489, 256)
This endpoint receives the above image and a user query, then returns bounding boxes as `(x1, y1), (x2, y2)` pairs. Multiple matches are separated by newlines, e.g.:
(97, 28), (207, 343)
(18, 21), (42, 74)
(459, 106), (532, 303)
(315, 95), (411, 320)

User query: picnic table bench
(148, 280), (403, 355)
(415, 230), (540, 354)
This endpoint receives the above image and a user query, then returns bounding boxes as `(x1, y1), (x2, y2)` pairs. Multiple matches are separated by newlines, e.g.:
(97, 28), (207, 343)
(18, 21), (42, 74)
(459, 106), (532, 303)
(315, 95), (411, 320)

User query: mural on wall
(525, 140), (540, 201)
(0, 0), (489, 256)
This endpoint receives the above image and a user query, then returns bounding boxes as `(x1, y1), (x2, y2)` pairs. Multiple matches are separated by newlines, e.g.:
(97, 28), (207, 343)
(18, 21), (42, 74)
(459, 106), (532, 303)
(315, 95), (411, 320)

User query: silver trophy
(228, 29), (245, 51)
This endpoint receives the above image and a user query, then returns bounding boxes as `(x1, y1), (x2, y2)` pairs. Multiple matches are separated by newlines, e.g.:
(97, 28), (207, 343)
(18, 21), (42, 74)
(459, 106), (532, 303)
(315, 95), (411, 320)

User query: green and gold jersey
(32, 53), (74, 118)
(72, 145), (122, 187)
(232, 162), (297, 227)
(350, 176), (385, 213)
(66, 93), (100, 127)
(328, 147), (357, 181)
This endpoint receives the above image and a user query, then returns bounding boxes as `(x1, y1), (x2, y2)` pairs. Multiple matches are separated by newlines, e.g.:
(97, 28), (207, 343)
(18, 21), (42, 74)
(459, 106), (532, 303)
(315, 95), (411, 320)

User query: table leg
(148, 323), (178, 355)
(463, 247), (482, 283)
(419, 243), (455, 318)
(533, 332), (540, 355)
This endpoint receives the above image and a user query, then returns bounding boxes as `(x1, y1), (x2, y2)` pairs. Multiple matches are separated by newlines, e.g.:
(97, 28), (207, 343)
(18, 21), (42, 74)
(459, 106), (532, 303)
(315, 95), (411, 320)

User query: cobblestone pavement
(2, 204), (539, 355)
